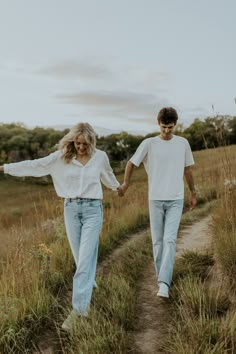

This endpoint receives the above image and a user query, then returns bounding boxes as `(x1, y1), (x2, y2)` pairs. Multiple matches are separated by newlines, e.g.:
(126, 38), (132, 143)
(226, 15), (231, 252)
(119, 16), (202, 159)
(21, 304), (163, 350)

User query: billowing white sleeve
(100, 152), (120, 191)
(4, 151), (60, 177)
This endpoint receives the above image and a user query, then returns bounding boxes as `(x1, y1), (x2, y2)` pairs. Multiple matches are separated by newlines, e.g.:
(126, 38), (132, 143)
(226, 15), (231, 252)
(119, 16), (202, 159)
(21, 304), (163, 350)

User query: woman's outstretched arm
(1, 150), (60, 177)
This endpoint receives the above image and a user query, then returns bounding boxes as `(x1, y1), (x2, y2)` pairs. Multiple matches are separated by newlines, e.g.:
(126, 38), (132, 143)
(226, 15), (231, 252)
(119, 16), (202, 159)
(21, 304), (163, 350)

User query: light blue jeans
(149, 199), (184, 287)
(64, 198), (103, 315)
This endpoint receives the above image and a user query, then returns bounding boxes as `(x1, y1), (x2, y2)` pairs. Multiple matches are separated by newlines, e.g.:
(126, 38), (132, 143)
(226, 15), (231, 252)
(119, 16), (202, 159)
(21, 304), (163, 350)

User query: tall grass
(191, 144), (236, 203)
(166, 144), (236, 354)
(166, 252), (234, 354)
(0, 168), (150, 352)
(0, 145), (235, 352)
(211, 186), (236, 281)
(60, 233), (152, 353)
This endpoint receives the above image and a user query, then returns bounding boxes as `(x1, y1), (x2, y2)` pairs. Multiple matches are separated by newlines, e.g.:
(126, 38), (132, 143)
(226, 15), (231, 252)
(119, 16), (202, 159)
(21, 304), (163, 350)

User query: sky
(0, 0), (235, 135)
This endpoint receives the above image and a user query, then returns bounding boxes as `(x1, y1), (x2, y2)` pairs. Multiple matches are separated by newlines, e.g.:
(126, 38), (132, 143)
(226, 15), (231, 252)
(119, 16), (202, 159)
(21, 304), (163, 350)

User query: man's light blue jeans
(149, 199), (184, 287)
(64, 198), (103, 315)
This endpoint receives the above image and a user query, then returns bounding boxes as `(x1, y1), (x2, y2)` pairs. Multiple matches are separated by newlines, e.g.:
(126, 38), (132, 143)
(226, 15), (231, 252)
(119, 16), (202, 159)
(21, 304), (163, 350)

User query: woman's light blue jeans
(64, 198), (103, 315)
(149, 199), (184, 287)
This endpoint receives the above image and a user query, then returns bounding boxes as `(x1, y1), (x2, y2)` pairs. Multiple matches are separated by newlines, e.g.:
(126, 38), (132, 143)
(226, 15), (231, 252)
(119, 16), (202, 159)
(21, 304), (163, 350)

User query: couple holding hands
(0, 107), (196, 331)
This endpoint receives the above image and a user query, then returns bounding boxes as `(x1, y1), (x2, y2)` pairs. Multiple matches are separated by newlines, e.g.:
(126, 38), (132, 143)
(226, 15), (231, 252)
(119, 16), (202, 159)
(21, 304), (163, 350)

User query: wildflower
(224, 178), (236, 187)
(38, 243), (53, 256)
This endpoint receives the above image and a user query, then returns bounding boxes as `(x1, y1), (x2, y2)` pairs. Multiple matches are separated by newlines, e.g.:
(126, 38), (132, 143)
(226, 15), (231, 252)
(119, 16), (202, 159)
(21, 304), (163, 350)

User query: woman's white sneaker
(61, 310), (79, 331)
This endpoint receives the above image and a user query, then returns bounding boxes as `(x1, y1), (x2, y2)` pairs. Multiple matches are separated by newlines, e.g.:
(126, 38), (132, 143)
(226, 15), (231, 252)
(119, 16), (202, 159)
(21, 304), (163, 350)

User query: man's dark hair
(157, 107), (178, 125)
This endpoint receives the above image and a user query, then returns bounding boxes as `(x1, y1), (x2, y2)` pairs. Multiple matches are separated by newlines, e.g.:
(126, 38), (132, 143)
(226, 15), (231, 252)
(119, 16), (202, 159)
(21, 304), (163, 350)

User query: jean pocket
(64, 199), (71, 207)
(88, 200), (101, 207)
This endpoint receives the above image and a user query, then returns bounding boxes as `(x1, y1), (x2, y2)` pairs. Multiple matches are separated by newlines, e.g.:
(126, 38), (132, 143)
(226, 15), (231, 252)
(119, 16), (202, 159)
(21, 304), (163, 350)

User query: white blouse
(4, 149), (120, 199)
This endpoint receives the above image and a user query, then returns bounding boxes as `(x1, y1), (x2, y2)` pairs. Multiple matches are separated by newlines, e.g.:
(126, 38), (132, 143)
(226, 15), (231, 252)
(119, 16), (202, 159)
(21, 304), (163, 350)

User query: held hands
(117, 182), (129, 197)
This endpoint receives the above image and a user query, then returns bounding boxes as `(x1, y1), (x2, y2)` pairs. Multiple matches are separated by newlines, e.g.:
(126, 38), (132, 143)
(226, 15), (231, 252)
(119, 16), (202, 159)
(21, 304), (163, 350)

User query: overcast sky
(0, 0), (235, 134)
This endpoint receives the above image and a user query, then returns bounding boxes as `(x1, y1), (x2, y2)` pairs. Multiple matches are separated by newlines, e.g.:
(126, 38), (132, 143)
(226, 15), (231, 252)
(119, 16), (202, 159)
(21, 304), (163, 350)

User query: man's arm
(184, 165), (197, 210)
(118, 161), (135, 196)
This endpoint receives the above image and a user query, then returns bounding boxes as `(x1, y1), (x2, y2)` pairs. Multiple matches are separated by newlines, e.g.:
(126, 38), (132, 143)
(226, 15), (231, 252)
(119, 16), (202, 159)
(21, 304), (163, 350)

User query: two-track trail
(34, 215), (211, 354)
(129, 215), (212, 354)
(33, 228), (149, 354)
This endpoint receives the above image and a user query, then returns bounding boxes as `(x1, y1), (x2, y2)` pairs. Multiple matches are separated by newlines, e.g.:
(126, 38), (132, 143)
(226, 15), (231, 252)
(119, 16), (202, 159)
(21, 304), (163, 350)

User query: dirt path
(129, 215), (212, 354)
(97, 228), (150, 276)
(34, 216), (211, 353)
(33, 229), (149, 354)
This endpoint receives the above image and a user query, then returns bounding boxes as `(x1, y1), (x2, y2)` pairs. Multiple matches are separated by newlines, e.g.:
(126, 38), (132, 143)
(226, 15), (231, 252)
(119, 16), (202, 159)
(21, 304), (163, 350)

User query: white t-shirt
(4, 149), (119, 199)
(130, 135), (194, 200)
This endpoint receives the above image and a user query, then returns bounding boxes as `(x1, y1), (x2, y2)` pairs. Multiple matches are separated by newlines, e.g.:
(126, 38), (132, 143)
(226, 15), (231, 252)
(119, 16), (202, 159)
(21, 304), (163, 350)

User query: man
(120, 107), (196, 298)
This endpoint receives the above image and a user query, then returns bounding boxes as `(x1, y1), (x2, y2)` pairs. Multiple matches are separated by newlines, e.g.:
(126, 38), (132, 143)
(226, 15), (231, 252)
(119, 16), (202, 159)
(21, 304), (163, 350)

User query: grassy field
(166, 184), (236, 353)
(0, 144), (235, 353)
(165, 145), (236, 353)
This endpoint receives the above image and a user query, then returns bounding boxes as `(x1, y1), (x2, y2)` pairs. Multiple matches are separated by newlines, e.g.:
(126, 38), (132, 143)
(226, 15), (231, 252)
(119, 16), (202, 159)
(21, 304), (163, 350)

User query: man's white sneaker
(157, 282), (169, 298)
(61, 310), (80, 331)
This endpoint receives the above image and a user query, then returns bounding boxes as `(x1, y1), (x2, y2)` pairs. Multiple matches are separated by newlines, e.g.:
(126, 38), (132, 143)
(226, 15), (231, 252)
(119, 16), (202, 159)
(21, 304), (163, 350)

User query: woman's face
(74, 135), (89, 156)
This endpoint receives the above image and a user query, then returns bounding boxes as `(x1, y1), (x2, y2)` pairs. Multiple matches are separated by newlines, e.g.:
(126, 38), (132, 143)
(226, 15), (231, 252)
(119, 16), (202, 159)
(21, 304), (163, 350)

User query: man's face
(159, 122), (176, 139)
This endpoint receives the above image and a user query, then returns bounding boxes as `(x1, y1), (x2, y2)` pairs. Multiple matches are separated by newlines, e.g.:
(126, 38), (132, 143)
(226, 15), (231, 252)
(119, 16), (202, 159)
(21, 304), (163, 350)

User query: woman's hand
(0, 166), (4, 172)
(117, 185), (124, 197)
(117, 182), (129, 197)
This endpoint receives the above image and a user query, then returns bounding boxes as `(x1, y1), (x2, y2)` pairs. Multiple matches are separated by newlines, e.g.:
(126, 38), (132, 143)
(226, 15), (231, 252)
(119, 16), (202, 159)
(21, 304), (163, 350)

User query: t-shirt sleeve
(185, 140), (194, 167)
(130, 139), (149, 167)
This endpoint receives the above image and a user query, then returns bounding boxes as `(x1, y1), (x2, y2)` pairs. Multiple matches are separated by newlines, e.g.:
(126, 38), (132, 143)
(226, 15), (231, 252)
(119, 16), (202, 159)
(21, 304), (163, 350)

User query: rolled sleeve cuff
(3, 164), (9, 174)
(185, 162), (195, 167)
(112, 182), (120, 191)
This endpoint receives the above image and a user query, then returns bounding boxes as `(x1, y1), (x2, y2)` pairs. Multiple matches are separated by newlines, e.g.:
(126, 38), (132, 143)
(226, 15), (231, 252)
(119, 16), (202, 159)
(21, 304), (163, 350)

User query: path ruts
(129, 215), (212, 354)
(34, 216), (211, 353)
(33, 228), (149, 353)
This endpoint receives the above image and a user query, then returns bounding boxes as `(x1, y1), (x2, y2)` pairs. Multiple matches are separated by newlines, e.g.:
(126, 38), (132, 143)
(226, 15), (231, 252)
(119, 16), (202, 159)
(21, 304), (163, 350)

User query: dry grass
(59, 233), (152, 354)
(166, 144), (236, 354)
(0, 144), (235, 352)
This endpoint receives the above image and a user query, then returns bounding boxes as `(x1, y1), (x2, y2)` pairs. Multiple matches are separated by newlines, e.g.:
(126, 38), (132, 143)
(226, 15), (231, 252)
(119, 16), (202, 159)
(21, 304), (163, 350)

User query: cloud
(56, 90), (169, 118)
(178, 104), (209, 118)
(176, 105), (210, 127)
(35, 59), (171, 90)
(125, 116), (157, 126)
(127, 68), (171, 89)
(33, 59), (173, 129)
(35, 60), (113, 80)
(185, 107), (208, 114)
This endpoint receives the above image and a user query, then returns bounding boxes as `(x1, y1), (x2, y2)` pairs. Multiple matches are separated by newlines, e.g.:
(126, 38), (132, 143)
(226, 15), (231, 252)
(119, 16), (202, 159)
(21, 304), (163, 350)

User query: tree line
(0, 115), (235, 165)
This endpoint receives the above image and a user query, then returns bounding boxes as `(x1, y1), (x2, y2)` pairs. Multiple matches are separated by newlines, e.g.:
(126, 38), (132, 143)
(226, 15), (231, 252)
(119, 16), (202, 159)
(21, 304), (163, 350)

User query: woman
(0, 123), (120, 331)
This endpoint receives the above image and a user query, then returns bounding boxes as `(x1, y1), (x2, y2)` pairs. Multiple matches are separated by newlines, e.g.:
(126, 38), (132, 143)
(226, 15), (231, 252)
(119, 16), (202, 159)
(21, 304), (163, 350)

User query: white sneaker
(157, 282), (169, 298)
(61, 310), (79, 331)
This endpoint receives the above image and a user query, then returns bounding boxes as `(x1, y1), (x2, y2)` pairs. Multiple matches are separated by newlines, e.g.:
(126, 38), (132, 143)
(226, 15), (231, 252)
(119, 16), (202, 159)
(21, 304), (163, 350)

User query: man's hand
(117, 182), (129, 197)
(189, 191), (197, 211)
(117, 161), (134, 197)
(184, 166), (197, 210)
(117, 185), (124, 197)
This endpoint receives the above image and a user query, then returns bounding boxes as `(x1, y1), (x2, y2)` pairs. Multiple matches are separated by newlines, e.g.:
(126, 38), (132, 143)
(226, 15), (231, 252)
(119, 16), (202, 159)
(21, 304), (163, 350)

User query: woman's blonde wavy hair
(59, 123), (96, 163)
